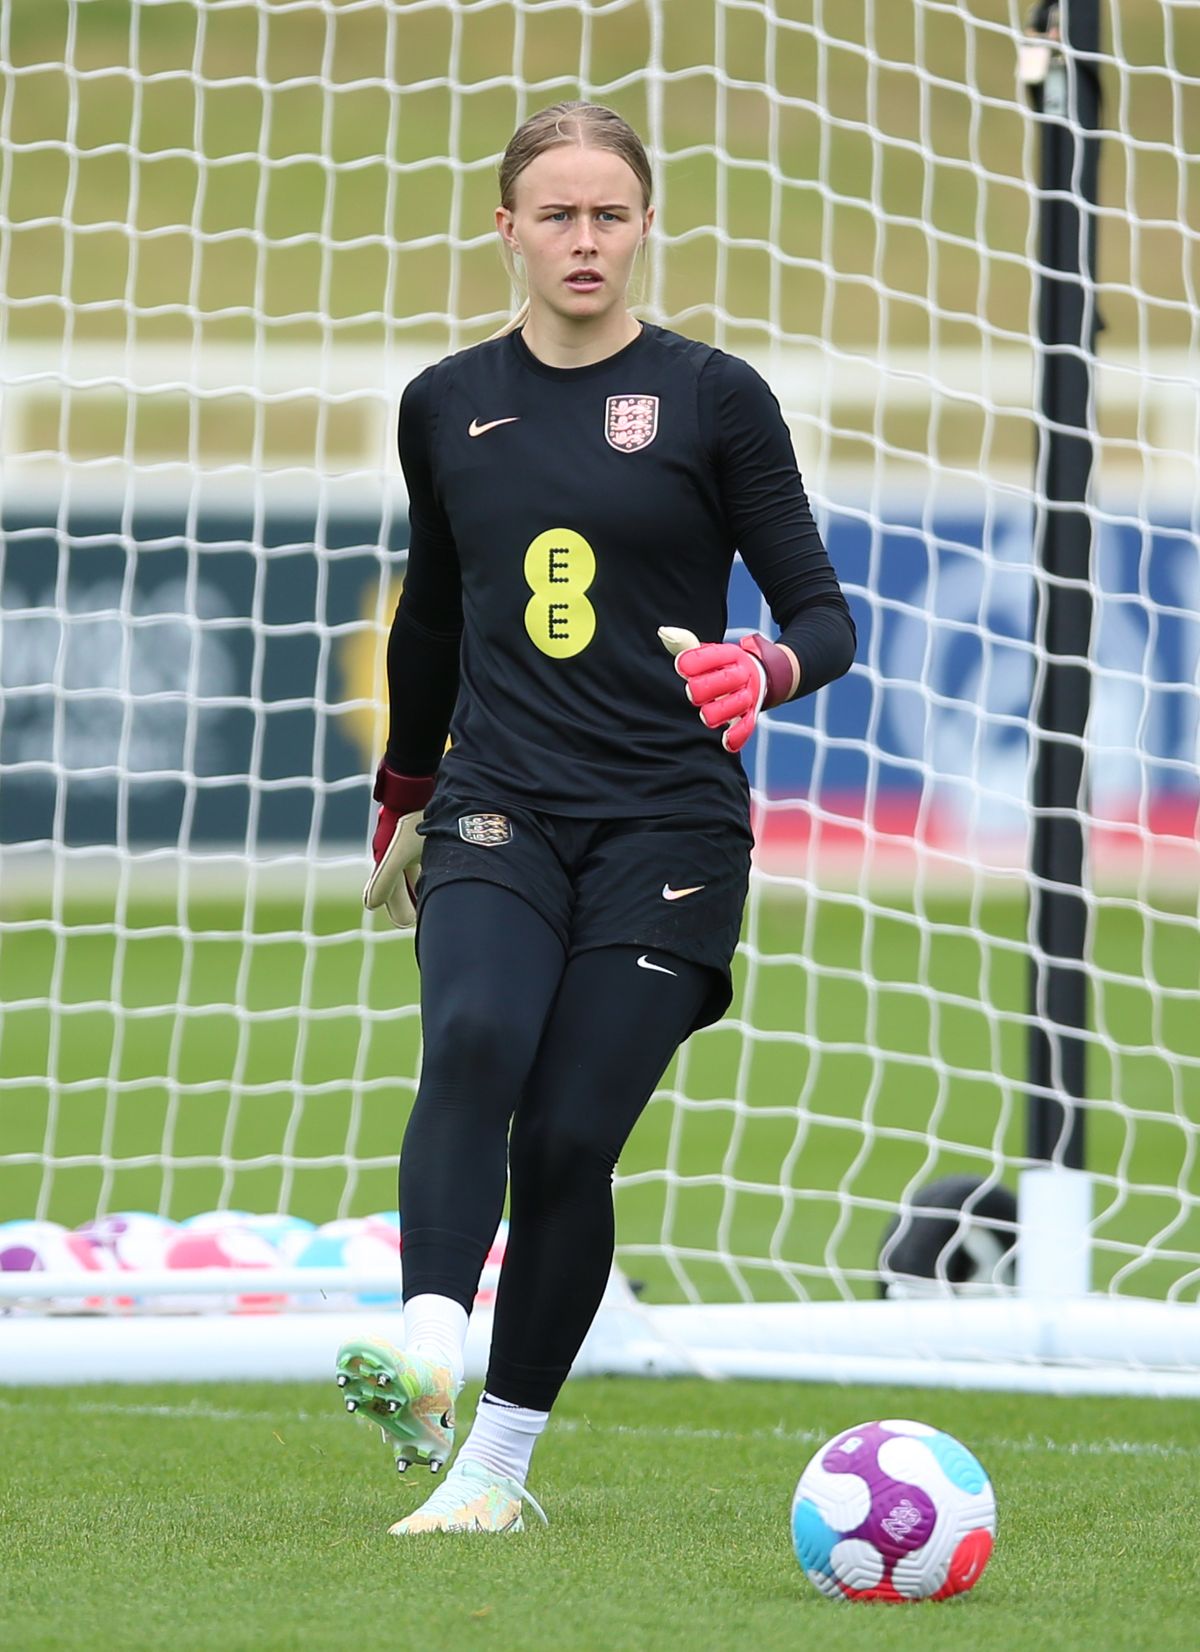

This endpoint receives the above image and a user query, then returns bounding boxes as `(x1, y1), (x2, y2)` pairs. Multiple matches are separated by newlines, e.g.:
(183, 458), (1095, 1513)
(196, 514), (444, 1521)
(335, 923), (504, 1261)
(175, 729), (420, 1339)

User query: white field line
(1, 1395), (1196, 1460)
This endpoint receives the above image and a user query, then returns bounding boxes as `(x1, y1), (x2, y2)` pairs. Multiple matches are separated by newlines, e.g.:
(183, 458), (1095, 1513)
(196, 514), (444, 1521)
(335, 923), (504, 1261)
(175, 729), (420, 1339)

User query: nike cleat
(388, 1458), (548, 1535)
(334, 1336), (459, 1474)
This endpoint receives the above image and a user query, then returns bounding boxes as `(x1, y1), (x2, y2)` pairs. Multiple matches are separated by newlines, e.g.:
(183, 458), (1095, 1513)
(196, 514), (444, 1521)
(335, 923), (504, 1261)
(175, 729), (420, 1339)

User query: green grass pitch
(2, 889), (1198, 1648)
(2, 1377), (1198, 1652)
(2, 889), (1199, 1300)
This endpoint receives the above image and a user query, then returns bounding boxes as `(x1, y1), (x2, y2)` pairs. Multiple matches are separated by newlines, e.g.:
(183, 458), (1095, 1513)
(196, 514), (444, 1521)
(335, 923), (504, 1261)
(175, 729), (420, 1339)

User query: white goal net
(2, 1), (1199, 1392)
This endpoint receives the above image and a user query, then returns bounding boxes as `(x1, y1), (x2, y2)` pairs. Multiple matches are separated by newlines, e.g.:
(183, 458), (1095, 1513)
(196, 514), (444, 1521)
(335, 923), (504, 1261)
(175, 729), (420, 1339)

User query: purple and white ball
(0, 1220), (108, 1275)
(0, 1220), (113, 1308)
(791, 1419), (996, 1602)
(75, 1212), (178, 1272)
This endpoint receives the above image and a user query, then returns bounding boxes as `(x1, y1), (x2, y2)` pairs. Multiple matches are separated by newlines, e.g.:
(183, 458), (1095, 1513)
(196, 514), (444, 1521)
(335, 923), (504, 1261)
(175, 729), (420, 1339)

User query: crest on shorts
(605, 394), (659, 453)
(458, 813), (513, 847)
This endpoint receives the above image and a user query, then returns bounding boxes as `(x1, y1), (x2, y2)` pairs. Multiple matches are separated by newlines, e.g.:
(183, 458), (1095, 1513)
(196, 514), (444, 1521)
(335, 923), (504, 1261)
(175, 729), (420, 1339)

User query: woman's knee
(421, 999), (531, 1091)
(508, 1112), (617, 1193)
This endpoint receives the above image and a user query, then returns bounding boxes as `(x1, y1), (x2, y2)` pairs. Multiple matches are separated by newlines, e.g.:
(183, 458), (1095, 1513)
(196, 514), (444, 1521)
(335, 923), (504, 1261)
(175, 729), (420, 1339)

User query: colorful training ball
(791, 1419), (995, 1602)
(162, 1225), (285, 1314)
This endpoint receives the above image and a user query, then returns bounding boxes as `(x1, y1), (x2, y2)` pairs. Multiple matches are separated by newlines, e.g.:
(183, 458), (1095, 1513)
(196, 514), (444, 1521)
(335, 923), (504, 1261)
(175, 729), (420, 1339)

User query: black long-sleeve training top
(386, 321), (856, 832)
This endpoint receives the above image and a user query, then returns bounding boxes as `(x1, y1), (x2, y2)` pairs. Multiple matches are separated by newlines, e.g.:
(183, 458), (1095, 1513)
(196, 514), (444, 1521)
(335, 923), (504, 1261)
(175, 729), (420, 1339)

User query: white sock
(457, 1391), (549, 1486)
(403, 1293), (468, 1390)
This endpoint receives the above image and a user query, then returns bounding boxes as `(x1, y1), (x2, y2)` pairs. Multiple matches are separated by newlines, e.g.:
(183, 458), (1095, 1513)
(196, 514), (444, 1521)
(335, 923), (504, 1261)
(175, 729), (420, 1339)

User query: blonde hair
(487, 102), (653, 340)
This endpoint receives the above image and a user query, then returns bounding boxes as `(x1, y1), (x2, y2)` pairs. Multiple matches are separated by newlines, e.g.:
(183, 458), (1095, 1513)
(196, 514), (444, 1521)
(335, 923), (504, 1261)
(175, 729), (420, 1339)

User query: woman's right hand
(363, 763), (437, 929)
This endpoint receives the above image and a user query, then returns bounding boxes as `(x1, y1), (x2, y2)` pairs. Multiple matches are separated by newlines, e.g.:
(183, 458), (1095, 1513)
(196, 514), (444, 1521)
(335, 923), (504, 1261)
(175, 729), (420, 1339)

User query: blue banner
(0, 499), (402, 850)
(2, 497), (1196, 850)
(737, 503), (1200, 837)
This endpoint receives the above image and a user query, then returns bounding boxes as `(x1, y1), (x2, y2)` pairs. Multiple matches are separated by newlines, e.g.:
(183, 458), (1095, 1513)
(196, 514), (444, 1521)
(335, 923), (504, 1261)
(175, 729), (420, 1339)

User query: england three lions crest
(458, 813), (513, 846)
(605, 394), (659, 453)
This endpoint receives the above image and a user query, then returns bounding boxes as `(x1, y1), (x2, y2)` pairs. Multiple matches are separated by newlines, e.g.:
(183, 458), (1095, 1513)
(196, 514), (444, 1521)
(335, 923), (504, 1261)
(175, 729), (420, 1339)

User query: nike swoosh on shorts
(468, 416), (520, 437)
(637, 955), (678, 976)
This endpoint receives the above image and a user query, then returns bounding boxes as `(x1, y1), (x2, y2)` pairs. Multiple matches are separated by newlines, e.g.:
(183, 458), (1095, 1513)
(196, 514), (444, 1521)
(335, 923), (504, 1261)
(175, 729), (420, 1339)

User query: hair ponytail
(485, 296), (531, 341)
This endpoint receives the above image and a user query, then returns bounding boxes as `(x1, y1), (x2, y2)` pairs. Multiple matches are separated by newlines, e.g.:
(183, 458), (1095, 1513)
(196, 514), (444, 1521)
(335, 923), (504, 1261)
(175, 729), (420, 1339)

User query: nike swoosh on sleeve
(468, 416), (520, 437)
(662, 884), (706, 901)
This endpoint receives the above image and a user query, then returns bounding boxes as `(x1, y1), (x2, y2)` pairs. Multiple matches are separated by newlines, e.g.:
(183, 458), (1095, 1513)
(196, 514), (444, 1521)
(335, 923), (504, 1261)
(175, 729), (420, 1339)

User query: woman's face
(496, 144), (652, 326)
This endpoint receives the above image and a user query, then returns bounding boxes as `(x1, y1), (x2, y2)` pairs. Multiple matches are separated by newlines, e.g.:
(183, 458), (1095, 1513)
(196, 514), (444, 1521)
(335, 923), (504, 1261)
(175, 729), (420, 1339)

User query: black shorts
(414, 793), (752, 1032)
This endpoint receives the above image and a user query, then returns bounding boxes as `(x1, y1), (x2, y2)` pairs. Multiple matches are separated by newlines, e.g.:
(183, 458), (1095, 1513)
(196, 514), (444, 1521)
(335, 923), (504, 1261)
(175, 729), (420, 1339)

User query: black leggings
(399, 879), (712, 1412)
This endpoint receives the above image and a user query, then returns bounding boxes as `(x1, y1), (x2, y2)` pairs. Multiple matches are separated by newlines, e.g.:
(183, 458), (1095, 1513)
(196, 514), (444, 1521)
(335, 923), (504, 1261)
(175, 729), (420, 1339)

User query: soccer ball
(0, 1220), (103, 1274)
(291, 1219), (403, 1306)
(162, 1224), (285, 1314)
(75, 1212), (179, 1272)
(363, 1210), (401, 1236)
(0, 1220), (114, 1310)
(475, 1217), (508, 1307)
(234, 1213), (317, 1261)
(180, 1209), (256, 1231)
(791, 1419), (995, 1602)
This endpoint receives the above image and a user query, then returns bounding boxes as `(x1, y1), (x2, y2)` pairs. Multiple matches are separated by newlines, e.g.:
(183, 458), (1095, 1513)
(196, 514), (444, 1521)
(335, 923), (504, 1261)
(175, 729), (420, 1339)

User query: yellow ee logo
(523, 528), (596, 659)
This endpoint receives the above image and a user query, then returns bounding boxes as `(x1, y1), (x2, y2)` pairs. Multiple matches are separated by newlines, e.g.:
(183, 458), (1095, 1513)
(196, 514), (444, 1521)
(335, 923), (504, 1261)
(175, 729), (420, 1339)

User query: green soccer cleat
(334, 1335), (460, 1474)
(387, 1457), (548, 1535)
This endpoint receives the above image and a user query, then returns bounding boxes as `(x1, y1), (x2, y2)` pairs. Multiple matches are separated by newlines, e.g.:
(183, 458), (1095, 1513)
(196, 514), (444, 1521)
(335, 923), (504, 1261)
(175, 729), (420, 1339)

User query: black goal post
(1023, 0), (1103, 1169)
(875, 2), (1105, 1296)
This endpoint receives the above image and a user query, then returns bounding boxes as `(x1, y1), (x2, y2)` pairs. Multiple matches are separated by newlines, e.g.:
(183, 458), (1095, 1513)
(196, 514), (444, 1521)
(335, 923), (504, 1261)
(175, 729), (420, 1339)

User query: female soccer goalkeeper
(336, 101), (855, 1535)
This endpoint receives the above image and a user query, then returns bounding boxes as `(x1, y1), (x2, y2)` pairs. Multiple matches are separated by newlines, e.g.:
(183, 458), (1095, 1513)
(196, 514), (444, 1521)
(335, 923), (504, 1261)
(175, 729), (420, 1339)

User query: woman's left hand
(659, 627), (797, 754)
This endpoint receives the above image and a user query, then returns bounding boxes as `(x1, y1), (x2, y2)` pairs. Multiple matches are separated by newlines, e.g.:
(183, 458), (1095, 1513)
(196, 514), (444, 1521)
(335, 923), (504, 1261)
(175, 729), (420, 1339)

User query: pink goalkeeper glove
(658, 627), (796, 754)
(363, 763), (436, 929)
